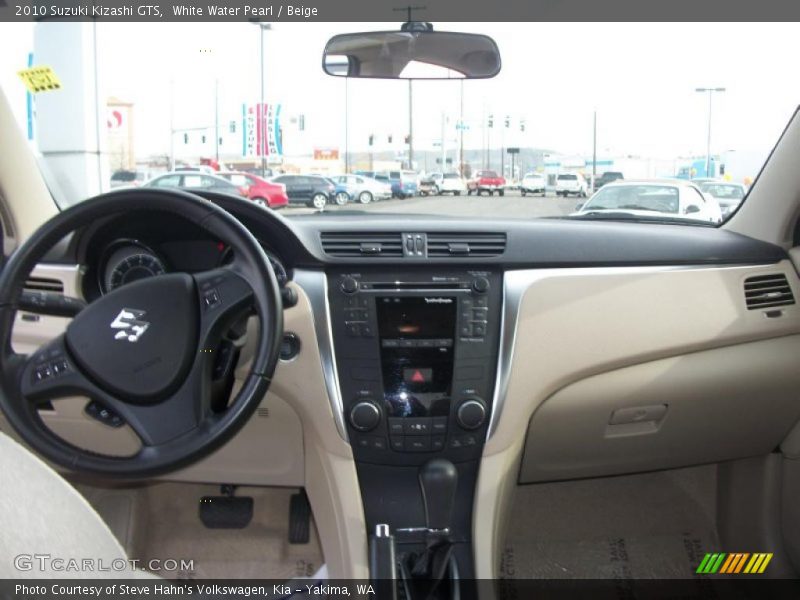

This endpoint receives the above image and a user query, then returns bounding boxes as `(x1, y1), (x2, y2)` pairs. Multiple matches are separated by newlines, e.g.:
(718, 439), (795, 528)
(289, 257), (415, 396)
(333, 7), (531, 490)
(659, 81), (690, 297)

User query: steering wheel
(0, 189), (283, 477)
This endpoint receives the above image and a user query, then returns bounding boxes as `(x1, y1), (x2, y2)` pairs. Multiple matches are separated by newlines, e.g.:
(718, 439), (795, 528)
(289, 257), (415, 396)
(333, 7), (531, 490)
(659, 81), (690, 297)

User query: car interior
(2, 18), (800, 599)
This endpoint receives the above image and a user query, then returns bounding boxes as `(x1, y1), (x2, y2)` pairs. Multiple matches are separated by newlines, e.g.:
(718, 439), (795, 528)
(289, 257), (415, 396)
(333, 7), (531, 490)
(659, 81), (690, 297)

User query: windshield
(0, 22), (794, 224)
(581, 185), (680, 213)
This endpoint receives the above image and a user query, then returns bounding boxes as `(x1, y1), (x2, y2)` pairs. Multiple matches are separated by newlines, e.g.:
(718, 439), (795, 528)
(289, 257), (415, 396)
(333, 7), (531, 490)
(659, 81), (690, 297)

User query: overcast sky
(1, 21), (799, 164)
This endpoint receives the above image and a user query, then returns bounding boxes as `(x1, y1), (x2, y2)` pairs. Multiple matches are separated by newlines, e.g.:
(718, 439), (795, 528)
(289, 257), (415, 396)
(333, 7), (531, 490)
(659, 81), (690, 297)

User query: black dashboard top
(46, 196), (787, 271)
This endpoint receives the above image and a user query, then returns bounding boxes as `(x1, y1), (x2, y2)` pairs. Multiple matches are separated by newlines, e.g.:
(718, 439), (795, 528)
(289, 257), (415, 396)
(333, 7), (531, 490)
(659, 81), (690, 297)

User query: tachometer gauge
(102, 245), (167, 292)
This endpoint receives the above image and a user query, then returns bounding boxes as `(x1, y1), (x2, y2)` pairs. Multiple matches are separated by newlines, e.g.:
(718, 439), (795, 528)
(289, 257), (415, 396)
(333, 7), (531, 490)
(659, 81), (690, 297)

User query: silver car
(330, 174), (393, 204)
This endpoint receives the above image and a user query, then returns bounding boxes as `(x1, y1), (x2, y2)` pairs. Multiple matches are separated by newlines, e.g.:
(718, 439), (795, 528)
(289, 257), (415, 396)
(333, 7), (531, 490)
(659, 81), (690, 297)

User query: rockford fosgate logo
(424, 297), (453, 304)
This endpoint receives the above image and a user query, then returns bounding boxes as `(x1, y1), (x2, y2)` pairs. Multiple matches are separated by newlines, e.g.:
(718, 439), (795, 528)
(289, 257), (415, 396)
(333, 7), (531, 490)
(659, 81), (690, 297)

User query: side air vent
(24, 276), (64, 293)
(320, 232), (403, 257)
(744, 274), (795, 309)
(426, 233), (507, 257)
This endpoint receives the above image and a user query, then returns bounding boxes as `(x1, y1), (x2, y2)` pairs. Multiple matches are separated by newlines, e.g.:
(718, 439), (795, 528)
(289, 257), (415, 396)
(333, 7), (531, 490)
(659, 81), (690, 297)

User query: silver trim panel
(293, 269), (349, 441)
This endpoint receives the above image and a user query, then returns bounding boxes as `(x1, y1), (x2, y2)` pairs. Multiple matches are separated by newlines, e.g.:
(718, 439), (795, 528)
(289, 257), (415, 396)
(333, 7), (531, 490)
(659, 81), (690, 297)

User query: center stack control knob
(341, 276), (359, 294)
(471, 276), (490, 294)
(456, 397), (487, 430)
(349, 400), (381, 432)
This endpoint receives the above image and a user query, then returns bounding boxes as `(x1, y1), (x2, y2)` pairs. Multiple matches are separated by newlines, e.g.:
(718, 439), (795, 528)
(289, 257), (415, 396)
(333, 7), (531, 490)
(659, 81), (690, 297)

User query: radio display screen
(376, 297), (456, 417)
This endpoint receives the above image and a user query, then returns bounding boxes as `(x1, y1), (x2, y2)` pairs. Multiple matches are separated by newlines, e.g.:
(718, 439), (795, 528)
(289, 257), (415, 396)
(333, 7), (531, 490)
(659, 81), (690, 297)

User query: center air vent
(426, 233), (507, 258)
(320, 232), (403, 257)
(24, 276), (64, 293)
(744, 274), (795, 309)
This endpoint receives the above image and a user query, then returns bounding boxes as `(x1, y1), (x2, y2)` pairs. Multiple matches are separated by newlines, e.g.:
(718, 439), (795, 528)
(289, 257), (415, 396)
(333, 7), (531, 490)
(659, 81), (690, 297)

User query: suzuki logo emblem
(110, 308), (150, 343)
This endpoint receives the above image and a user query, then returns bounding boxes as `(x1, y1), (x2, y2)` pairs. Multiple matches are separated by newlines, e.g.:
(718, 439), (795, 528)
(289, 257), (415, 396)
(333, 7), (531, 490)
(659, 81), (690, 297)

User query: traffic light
(183, 133), (188, 144)
(368, 134), (374, 146)
(488, 114), (494, 128)
(388, 135), (393, 143)
(298, 114), (305, 131)
(520, 120), (526, 132)
(405, 134), (411, 144)
(201, 135), (206, 144)
(505, 115), (510, 128)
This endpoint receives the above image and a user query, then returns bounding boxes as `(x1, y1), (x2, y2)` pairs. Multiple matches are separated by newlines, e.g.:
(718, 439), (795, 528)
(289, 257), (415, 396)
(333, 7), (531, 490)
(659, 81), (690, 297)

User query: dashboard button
(390, 437), (405, 451)
(371, 437), (387, 450)
(388, 419), (404, 434)
(432, 417), (448, 433)
(345, 322), (360, 337)
(406, 437), (431, 452)
(431, 436), (446, 451)
(404, 418), (432, 436)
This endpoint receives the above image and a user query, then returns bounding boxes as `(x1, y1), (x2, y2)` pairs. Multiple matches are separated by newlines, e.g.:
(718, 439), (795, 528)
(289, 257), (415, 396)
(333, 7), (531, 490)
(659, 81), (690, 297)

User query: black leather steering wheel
(0, 189), (283, 477)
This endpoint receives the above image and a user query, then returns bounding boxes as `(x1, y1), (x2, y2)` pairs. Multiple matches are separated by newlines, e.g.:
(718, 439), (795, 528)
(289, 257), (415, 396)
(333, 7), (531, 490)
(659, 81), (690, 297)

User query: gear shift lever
(419, 458), (458, 533)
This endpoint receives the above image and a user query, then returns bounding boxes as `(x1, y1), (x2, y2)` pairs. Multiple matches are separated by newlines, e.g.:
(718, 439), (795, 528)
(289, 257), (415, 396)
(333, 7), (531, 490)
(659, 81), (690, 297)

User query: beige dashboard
(4, 258), (800, 580)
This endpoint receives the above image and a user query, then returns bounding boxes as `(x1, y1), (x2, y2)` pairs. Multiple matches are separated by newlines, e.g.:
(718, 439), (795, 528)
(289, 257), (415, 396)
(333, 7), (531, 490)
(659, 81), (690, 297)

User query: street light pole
(592, 109), (597, 193)
(408, 80), (414, 170)
(252, 22), (272, 177)
(695, 87), (726, 178)
(345, 77), (349, 173)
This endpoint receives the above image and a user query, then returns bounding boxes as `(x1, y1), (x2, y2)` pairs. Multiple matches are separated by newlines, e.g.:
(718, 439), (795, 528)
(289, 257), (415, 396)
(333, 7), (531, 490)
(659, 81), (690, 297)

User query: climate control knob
(471, 276), (490, 294)
(456, 398), (487, 430)
(349, 401), (381, 432)
(341, 276), (359, 294)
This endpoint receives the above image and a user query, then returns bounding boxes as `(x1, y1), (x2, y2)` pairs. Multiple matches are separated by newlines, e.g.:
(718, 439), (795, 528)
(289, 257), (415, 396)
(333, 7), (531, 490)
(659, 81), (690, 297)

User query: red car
(467, 170), (506, 196)
(218, 171), (289, 209)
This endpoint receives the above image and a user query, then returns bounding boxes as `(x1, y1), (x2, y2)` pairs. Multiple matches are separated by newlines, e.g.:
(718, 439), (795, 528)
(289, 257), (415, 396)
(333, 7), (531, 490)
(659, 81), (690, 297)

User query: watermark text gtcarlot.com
(14, 554), (194, 573)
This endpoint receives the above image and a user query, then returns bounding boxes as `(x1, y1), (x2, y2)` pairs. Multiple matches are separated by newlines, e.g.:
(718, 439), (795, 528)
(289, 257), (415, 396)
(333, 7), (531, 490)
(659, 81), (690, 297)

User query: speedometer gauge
(102, 245), (167, 292)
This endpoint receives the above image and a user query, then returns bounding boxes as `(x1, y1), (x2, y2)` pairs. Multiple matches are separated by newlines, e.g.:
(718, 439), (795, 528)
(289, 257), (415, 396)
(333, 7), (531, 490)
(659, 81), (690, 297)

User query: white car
(520, 172), (547, 196)
(330, 174), (393, 204)
(574, 180), (723, 223)
(428, 172), (467, 195)
(698, 181), (748, 218)
(556, 173), (589, 197)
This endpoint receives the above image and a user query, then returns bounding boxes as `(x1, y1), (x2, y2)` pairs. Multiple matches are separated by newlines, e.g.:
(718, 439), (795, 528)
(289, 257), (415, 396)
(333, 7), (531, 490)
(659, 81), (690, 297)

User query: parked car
(556, 173), (589, 197)
(109, 169), (149, 189)
(418, 176), (438, 197)
(697, 181), (748, 218)
(520, 172), (547, 196)
(329, 174), (392, 204)
(467, 170), (506, 196)
(174, 165), (217, 174)
(594, 171), (624, 189)
(143, 171), (248, 197)
(374, 170), (418, 198)
(217, 171), (289, 209)
(428, 172), (468, 195)
(574, 180), (723, 223)
(270, 174), (335, 209)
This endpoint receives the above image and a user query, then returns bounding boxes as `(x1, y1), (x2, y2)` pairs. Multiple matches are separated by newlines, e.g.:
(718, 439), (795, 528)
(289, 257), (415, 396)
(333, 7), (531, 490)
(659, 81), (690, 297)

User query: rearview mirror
(323, 28), (501, 79)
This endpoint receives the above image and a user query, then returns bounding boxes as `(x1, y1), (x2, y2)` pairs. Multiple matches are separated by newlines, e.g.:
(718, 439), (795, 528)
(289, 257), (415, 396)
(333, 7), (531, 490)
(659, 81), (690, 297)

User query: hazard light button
(403, 368), (432, 384)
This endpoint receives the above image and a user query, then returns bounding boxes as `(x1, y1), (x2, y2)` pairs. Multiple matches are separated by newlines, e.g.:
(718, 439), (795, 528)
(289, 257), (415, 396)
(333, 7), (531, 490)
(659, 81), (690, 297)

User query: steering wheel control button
(203, 289), (221, 309)
(33, 364), (53, 383)
(456, 398), (487, 430)
(85, 401), (124, 428)
(349, 401), (381, 432)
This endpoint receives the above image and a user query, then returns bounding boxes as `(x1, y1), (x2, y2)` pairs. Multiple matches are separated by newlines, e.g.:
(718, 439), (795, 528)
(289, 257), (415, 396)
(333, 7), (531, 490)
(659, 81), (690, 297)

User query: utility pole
(459, 80), (464, 175)
(252, 22), (272, 177)
(592, 109), (597, 192)
(440, 112), (447, 170)
(214, 78), (219, 162)
(695, 87), (726, 178)
(344, 77), (349, 173)
(408, 80), (414, 170)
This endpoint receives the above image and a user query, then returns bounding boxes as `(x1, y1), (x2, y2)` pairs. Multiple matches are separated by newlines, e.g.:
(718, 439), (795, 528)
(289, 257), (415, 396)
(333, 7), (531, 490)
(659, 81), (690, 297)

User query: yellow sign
(17, 66), (62, 94)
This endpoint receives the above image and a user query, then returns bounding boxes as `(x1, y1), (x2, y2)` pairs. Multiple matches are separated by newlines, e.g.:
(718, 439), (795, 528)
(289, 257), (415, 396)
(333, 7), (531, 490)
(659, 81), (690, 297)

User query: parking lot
(281, 189), (581, 219)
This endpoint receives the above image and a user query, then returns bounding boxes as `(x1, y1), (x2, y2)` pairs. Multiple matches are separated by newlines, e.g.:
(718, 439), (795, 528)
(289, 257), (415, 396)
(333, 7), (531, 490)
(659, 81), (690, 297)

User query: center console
(328, 267), (502, 587)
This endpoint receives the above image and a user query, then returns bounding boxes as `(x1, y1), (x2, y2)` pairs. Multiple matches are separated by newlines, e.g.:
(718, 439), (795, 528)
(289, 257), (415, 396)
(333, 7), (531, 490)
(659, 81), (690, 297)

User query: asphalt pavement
(281, 190), (582, 219)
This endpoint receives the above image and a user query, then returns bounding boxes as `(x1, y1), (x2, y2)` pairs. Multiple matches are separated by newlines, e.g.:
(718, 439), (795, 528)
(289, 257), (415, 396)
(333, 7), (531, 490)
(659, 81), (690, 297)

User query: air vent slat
(426, 233), (506, 258)
(744, 274), (795, 310)
(24, 277), (64, 293)
(321, 232), (403, 257)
